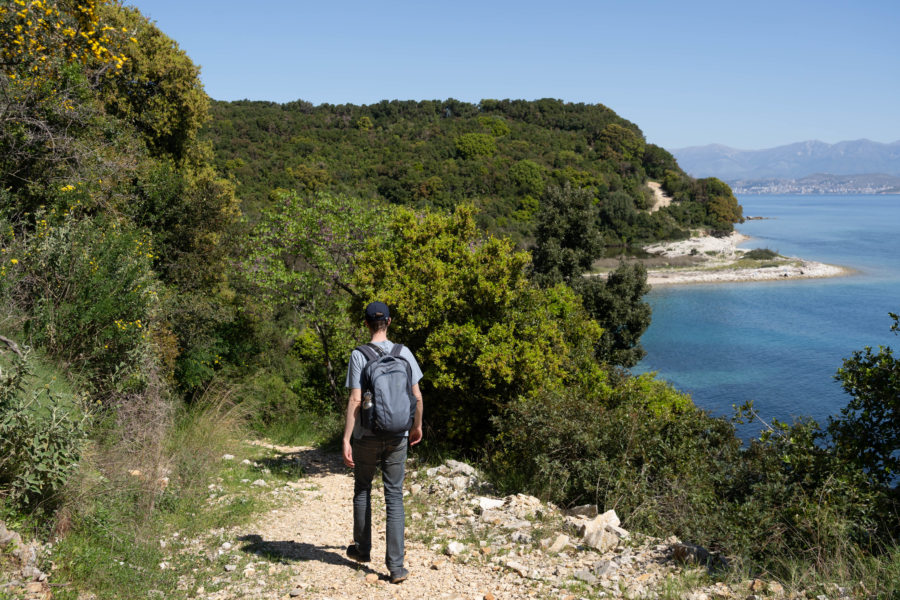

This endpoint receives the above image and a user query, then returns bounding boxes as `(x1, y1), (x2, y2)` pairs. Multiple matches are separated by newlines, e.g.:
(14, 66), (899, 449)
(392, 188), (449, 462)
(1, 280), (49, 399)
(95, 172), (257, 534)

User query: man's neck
(369, 330), (388, 343)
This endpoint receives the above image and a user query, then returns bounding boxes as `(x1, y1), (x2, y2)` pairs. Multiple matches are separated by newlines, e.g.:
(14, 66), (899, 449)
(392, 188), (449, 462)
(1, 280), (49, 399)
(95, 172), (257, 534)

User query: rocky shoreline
(638, 232), (849, 286)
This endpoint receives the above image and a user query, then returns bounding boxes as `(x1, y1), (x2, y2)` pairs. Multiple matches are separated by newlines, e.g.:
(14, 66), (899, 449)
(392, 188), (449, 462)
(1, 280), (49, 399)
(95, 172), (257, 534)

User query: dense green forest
(203, 98), (743, 245)
(1, 1), (898, 598)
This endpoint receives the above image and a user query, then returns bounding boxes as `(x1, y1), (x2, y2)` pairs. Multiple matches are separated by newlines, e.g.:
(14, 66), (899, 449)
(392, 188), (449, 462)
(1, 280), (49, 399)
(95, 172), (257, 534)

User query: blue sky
(126, 0), (899, 151)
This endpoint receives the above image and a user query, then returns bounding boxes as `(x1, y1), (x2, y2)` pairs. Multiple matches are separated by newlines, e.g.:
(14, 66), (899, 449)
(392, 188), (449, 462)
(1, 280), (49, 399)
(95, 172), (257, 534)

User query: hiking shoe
(389, 568), (409, 584)
(346, 544), (370, 562)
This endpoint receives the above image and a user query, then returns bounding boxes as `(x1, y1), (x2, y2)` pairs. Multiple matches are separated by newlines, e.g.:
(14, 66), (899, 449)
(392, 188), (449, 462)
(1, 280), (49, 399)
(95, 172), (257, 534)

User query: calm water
(634, 195), (900, 436)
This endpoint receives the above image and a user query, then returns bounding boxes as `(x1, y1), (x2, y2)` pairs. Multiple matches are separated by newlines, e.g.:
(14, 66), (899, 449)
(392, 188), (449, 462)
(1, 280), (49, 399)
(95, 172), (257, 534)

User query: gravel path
(219, 443), (553, 600)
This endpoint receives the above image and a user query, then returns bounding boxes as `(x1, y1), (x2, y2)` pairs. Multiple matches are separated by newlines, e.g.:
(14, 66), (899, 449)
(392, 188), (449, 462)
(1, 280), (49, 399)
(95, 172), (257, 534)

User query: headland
(590, 231), (849, 286)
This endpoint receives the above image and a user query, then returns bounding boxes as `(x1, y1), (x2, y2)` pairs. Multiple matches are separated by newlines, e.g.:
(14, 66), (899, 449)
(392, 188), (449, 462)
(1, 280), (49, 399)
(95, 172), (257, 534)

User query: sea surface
(633, 194), (900, 437)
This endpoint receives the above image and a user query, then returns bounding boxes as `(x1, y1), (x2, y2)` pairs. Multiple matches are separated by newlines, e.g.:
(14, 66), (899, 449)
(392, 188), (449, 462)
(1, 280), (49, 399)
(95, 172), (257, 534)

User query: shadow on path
(254, 446), (347, 479)
(237, 534), (376, 574)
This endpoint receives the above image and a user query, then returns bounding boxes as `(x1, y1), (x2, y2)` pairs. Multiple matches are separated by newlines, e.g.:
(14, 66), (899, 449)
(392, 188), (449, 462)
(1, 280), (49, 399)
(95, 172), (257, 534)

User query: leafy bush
(744, 247), (779, 260)
(352, 205), (604, 445)
(828, 312), (900, 485)
(454, 133), (496, 159)
(0, 353), (87, 509)
(7, 213), (159, 392)
(492, 377), (892, 573)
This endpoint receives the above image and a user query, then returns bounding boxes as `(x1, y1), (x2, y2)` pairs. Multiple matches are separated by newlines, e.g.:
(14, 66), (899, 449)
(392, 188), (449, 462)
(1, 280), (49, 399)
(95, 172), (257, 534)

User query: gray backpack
(356, 343), (416, 435)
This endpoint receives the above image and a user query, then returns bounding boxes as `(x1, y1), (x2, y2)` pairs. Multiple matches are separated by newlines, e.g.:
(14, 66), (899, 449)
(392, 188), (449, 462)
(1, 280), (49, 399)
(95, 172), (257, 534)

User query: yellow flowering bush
(0, 0), (129, 80)
(4, 211), (159, 392)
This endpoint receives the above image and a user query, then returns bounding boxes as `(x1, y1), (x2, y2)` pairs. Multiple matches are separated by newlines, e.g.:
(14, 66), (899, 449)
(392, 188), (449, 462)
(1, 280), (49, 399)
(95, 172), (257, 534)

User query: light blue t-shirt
(345, 340), (423, 439)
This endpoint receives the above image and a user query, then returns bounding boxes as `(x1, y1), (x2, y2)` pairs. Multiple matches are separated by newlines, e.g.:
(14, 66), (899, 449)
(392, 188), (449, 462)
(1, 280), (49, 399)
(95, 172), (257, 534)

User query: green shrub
(0, 353), (87, 510)
(352, 205), (604, 445)
(744, 247), (779, 260)
(454, 133), (496, 159)
(491, 378), (892, 573)
(6, 212), (158, 391)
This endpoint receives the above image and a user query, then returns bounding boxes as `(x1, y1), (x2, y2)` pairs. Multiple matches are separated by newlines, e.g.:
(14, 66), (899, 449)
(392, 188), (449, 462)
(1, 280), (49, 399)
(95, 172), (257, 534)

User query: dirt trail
(215, 443), (550, 600)
(646, 182), (672, 213)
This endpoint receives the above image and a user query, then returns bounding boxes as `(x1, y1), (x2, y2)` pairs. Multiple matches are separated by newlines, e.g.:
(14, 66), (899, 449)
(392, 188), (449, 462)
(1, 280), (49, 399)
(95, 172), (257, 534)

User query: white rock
(511, 531), (532, 544)
(547, 534), (570, 554)
(582, 521), (619, 553)
(504, 559), (529, 577)
(451, 476), (471, 490)
(221, 542), (232, 550)
(474, 497), (505, 511)
(251, 479), (267, 487)
(445, 541), (465, 556)
(606, 524), (630, 539)
(597, 509), (620, 529)
(241, 459), (252, 465)
(222, 454), (235, 460)
(444, 459), (476, 476)
(481, 510), (505, 524)
(504, 518), (532, 530)
(224, 564), (237, 572)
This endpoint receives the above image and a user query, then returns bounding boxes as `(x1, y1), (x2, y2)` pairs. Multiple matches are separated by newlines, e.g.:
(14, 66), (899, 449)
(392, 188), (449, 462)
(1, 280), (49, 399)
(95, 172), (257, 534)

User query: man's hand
(409, 425), (423, 446)
(342, 439), (354, 468)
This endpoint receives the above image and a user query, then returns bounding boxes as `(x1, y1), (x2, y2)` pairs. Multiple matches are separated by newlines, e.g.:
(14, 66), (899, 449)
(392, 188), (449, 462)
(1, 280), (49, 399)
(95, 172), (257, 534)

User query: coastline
(590, 231), (851, 286)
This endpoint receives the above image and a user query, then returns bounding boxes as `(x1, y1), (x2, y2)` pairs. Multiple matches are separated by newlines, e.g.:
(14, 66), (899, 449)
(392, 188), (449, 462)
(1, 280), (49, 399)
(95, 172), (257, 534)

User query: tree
(243, 191), (387, 409)
(351, 205), (604, 445)
(599, 190), (637, 237)
(508, 159), (545, 196)
(695, 178), (743, 232)
(454, 133), (496, 159)
(531, 184), (604, 286)
(0, 0), (131, 213)
(531, 185), (651, 367)
(98, 4), (209, 162)
(575, 264), (652, 367)
(828, 312), (900, 485)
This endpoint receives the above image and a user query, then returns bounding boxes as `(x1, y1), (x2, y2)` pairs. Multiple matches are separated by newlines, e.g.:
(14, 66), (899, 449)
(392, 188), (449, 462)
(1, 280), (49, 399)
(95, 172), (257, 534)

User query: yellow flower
(10, 258), (18, 264)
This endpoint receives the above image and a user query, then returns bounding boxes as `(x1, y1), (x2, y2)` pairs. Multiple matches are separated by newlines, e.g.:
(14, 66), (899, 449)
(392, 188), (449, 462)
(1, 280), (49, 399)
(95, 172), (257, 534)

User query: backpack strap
(366, 342), (387, 357)
(389, 343), (404, 357)
(355, 344), (380, 363)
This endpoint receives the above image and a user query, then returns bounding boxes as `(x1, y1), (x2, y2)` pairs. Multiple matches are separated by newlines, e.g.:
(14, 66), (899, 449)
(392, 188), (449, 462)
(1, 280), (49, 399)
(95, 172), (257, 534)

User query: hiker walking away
(342, 301), (423, 583)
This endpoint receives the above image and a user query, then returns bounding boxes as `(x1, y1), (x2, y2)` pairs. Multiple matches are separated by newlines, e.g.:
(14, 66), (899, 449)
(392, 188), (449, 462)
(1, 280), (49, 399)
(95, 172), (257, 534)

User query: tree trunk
(313, 321), (344, 412)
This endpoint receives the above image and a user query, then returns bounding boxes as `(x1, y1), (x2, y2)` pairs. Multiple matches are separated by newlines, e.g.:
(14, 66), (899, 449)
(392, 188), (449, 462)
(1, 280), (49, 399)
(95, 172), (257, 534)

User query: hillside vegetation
(0, 2), (898, 598)
(203, 98), (743, 245)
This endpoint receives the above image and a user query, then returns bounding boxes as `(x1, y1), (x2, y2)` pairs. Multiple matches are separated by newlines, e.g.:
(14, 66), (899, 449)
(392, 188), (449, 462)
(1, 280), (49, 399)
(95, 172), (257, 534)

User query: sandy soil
(645, 182), (673, 213)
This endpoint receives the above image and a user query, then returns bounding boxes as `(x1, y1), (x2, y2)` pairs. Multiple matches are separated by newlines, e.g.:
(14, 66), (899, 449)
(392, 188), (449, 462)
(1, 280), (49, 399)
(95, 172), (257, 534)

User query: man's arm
(342, 388), (361, 467)
(409, 383), (423, 446)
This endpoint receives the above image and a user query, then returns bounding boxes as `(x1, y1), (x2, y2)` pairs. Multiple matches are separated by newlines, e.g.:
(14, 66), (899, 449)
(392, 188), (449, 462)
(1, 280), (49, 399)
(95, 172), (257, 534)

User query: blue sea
(633, 195), (900, 436)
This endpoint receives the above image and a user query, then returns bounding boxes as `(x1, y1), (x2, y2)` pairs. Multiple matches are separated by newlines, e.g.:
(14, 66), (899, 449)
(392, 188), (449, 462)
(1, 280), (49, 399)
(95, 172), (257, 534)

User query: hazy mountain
(673, 139), (900, 180)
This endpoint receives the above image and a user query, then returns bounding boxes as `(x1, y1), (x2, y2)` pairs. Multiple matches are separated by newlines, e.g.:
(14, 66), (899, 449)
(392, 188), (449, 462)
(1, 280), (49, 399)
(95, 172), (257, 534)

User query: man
(343, 301), (423, 584)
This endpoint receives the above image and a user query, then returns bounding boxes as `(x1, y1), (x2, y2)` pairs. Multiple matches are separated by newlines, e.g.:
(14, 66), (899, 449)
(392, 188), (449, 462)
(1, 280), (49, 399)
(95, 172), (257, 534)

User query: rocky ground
(4, 441), (860, 599)
(159, 442), (804, 600)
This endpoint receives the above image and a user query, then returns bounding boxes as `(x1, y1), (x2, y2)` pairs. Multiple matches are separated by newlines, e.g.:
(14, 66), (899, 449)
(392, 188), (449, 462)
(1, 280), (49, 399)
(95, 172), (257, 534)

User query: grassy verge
(42, 390), (312, 600)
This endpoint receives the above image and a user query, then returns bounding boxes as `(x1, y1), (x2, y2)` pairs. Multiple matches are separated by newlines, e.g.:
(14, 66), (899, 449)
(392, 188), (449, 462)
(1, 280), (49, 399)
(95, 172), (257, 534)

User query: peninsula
(591, 232), (847, 286)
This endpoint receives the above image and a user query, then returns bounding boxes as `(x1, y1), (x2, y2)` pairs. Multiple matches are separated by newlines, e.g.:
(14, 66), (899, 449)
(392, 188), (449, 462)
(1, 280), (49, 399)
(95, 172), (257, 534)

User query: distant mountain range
(672, 139), (900, 194)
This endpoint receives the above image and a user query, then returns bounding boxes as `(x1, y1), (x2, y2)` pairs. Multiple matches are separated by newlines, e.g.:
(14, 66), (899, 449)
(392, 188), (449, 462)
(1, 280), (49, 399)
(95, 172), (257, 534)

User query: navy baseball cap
(364, 301), (390, 322)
